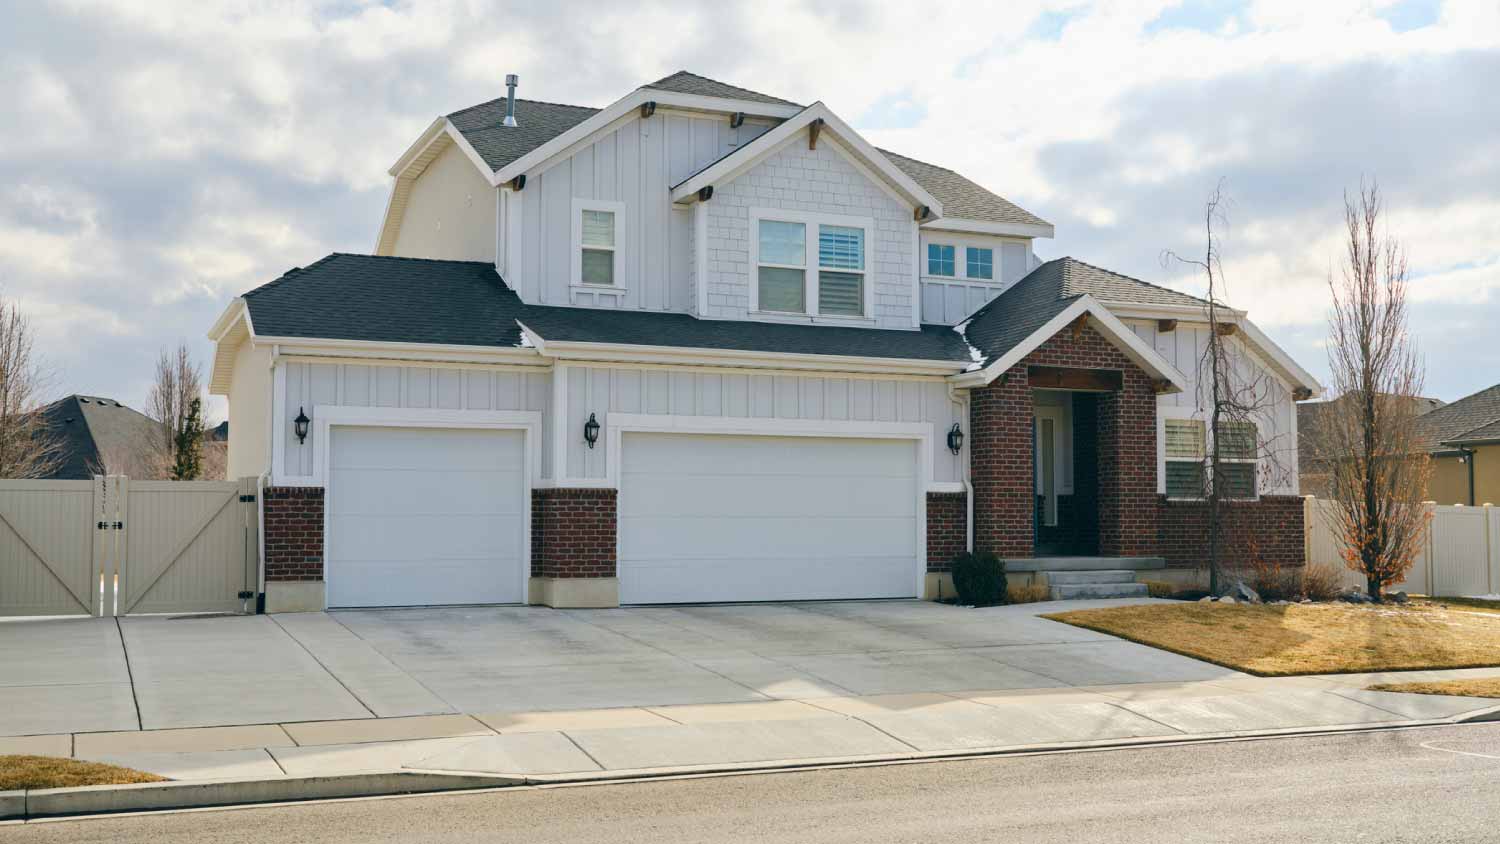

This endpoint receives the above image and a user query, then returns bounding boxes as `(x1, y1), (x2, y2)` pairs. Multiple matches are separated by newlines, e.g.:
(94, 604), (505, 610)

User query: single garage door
(619, 433), (920, 604)
(326, 426), (526, 608)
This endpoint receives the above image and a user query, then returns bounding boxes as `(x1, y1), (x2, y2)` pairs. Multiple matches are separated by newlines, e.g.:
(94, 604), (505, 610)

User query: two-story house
(208, 72), (1321, 613)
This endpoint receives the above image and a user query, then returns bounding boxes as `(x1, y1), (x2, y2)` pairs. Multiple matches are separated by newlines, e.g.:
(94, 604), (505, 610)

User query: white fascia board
(491, 89), (801, 187)
(206, 297), (250, 342)
(1237, 318), (1323, 398)
(1098, 299), (1246, 321)
(526, 336), (964, 377)
(922, 217), (1055, 239)
(251, 335), (547, 366)
(386, 117), (449, 177)
(668, 102), (942, 215)
(949, 295), (1188, 393)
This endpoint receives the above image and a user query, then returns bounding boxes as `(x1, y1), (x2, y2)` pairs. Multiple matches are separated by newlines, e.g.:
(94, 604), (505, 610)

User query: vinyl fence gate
(0, 475), (259, 617)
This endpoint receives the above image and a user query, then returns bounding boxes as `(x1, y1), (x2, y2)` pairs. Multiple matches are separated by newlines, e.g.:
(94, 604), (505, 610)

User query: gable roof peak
(642, 70), (800, 107)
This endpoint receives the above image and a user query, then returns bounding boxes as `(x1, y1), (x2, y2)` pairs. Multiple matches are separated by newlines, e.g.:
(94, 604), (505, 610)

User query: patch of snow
(1465, 594), (1500, 601)
(954, 319), (984, 371)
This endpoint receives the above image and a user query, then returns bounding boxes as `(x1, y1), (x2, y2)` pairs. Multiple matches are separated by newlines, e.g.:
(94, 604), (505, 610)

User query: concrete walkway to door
(3, 600), (1498, 784)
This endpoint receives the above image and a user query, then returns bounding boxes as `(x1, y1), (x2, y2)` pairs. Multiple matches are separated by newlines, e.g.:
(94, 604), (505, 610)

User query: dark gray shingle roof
(447, 98), (600, 173)
(644, 71), (800, 107)
(38, 395), (162, 481)
(243, 254), (527, 348)
(881, 149), (1051, 229)
(958, 257), (1208, 368)
(1417, 384), (1500, 448)
(241, 254), (971, 364)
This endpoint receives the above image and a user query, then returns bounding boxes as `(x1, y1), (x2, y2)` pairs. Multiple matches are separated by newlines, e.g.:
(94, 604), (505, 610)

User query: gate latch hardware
(97, 521), (125, 530)
(239, 494), (256, 503)
(237, 590), (255, 600)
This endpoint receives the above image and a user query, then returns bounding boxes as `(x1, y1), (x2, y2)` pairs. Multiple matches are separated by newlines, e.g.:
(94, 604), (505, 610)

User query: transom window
(753, 210), (870, 318)
(966, 247), (994, 280)
(1164, 418), (1206, 499)
(573, 203), (622, 287)
(927, 243), (955, 277)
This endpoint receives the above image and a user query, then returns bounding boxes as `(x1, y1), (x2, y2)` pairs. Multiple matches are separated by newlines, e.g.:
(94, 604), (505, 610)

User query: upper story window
(927, 244), (956, 277)
(572, 199), (625, 288)
(966, 247), (994, 280)
(751, 209), (872, 319)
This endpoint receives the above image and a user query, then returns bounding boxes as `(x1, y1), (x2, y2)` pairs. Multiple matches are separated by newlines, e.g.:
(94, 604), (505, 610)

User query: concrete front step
(1006, 556), (1167, 573)
(1046, 570), (1138, 586)
(1050, 582), (1151, 601)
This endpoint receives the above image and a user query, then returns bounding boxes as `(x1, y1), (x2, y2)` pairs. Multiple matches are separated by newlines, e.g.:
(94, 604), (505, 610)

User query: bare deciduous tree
(0, 296), (61, 478)
(145, 343), (206, 480)
(1164, 184), (1296, 595)
(1315, 181), (1430, 600)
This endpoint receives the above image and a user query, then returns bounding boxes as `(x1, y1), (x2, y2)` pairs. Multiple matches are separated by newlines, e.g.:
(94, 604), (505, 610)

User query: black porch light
(946, 422), (964, 454)
(293, 407), (310, 444)
(583, 413), (600, 449)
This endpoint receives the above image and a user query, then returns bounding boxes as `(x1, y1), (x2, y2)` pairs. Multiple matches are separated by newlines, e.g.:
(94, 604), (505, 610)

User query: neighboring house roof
(959, 257), (1207, 369)
(438, 72), (1046, 231)
(239, 253), (971, 364)
(880, 149), (1051, 230)
(643, 70), (800, 107)
(210, 421), (229, 442)
(1416, 384), (1500, 449)
(1298, 393), (1446, 466)
(38, 395), (162, 480)
(243, 254), (528, 348)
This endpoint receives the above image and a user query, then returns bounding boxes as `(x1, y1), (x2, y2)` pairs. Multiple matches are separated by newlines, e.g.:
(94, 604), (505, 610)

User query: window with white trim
(579, 209), (615, 285)
(927, 243), (955, 277)
(1215, 420), (1258, 499)
(966, 247), (994, 280)
(752, 210), (871, 318)
(1164, 418), (1206, 499)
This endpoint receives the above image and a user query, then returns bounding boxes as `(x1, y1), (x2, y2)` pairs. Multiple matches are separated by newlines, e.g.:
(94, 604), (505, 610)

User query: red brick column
(926, 491), (967, 571)
(1095, 372), (1160, 556)
(970, 369), (1034, 558)
(531, 488), (617, 578)
(263, 487), (324, 582)
(1157, 495), (1305, 569)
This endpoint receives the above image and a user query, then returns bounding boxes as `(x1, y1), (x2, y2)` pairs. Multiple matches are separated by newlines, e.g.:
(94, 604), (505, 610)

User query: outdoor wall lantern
(584, 413), (600, 449)
(947, 422), (964, 454)
(293, 407), (310, 444)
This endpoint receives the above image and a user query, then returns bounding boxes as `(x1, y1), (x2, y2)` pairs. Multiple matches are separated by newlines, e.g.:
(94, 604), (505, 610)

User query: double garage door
(325, 426), (920, 607)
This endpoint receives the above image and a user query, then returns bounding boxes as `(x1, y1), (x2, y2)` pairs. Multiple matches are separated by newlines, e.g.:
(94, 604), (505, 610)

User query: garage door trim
(608, 413), (933, 601)
(312, 406), (543, 606)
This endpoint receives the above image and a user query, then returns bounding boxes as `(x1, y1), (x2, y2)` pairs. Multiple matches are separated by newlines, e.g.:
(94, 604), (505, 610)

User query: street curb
(1456, 703), (1500, 723)
(3, 771), (521, 821)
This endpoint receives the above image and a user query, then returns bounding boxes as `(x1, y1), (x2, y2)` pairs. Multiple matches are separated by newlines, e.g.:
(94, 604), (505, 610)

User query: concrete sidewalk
(5, 669), (1497, 784)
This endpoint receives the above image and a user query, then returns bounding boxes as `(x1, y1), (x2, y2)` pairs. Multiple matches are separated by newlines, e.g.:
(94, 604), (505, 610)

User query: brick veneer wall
(531, 488), (617, 578)
(263, 486), (324, 582)
(1158, 495), (1306, 569)
(969, 321), (1160, 558)
(926, 491), (967, 571)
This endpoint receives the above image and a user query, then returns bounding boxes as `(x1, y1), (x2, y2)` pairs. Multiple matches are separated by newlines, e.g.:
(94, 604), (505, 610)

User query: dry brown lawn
(1368, 678), (1500, 698)
(1042, 601), (1500, 676)
(0, 755), (166, 790)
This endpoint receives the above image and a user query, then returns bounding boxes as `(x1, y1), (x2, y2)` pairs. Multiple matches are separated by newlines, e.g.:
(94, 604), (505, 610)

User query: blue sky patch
(1144, 0), (1246, 35)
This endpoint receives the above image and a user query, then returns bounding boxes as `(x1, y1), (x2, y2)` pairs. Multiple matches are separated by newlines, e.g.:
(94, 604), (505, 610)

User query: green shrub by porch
(951, 551), (1007, 606)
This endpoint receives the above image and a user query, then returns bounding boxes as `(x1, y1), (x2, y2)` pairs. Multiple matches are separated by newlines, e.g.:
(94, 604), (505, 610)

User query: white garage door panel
(620, 433), (920, 604)
(327, 426), (526, 608)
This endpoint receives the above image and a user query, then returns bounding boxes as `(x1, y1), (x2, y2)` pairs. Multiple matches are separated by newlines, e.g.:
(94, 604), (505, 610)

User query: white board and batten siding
(918, 231), (1035, 325)
(557, 365), (965, 488)
(1123, 318), (1299, 496)
(277, 362), (552, 482)
(504, 111), (771, 313)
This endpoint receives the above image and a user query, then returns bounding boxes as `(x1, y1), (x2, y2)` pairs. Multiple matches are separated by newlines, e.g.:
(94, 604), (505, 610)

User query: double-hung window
(927, 243), (956, 277)
(573, 201), (623, 287)
(1164, 418), (1206, 499)
(966, 247), (994, 280)
(1215, 420), (1258, 499)
(753, 211), (870, 318)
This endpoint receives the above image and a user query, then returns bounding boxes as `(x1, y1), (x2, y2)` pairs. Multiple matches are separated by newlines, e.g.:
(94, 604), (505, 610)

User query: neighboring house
(1416, 384), (1500, 505)
(1297, 393), (1445, 497)
(36, 395), (163, 480)
(207, 71), (1322, 613)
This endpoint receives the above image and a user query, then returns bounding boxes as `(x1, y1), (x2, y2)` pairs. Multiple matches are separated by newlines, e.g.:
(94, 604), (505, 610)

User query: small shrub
(1301, 563), (1343, 602)
(1246, 559), (1302, 603)
(1142, 580), (1175, 599)
(950, 551), (1007, 606)
(1006, 581), (1050, 604)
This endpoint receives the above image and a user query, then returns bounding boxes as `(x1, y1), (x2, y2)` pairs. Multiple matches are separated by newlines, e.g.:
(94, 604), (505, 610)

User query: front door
(1034, 406), (1063, 530)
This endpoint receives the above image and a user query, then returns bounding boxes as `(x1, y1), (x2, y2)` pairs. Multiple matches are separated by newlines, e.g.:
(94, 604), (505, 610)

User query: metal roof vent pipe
(503, 74), (519, 127)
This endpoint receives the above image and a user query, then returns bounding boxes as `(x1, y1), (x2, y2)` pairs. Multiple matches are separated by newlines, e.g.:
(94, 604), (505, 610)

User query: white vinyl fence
(1304, 497), (1500, 597)
(0, 475), (259, 617)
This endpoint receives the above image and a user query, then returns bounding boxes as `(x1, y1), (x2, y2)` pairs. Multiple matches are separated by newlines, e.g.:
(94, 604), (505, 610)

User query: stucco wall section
(226, 341), (271, 479)
(392, 143), (497, 262)
(702, 136), (917, 328)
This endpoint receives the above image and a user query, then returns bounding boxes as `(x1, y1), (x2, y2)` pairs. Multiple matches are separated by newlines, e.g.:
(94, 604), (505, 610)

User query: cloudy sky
(2, 0), (1497, 419)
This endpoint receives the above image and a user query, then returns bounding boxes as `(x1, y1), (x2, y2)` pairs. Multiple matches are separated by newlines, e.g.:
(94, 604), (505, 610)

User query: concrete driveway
(0, 599), (1239, 736)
